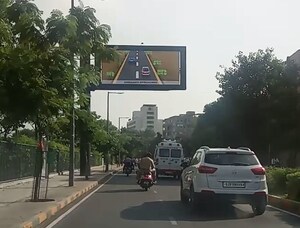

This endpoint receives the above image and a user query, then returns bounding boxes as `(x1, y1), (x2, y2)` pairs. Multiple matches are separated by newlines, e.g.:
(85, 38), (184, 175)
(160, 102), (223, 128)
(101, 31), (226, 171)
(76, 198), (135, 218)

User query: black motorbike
(123, 166), (133, 176)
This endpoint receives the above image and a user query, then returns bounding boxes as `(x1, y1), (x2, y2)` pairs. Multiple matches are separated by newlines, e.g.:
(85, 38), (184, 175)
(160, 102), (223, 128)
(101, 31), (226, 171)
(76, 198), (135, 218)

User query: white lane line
(153, 190), (157, 194)
(135, 71), (139, 79)
(158, 199), (163, 201)
(169, 217), (177, 225)
(136, 61), (139, 67)
(268, 205), (300, 218)
(46, 174), (116, 228)
(136, 56), (138, 60)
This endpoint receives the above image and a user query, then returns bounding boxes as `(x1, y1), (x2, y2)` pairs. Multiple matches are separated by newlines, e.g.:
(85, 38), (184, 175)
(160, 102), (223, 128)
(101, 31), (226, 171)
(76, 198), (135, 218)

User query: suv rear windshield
(159, 148), (169, 157)
(171, 149), (181, 158)
(204, 153), (259, 166)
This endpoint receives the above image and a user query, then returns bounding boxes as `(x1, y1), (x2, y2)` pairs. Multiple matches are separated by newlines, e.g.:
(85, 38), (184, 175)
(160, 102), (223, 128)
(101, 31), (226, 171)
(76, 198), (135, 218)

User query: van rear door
(169, 148), (183, 171)
(156, 148), (170, 170)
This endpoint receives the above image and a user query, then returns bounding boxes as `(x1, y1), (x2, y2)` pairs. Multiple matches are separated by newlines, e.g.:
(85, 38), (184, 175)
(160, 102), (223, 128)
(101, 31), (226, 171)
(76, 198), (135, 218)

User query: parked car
(180, 146), (268, 215)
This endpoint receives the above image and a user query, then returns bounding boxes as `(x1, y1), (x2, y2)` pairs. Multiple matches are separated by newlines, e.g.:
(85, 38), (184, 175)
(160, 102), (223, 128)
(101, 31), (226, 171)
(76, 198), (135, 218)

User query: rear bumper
(194, 191), (268, 204)
(156, 169), (181, 176)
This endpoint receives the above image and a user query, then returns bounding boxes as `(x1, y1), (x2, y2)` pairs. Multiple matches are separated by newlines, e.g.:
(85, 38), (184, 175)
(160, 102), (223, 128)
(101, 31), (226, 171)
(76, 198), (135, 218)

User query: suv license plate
(222, 182), (245, 188)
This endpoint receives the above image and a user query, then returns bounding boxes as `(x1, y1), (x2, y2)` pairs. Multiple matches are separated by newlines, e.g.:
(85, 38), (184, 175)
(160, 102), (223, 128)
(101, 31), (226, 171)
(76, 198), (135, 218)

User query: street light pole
(68, 0), (75, 187)
(105, 92), (124, 172)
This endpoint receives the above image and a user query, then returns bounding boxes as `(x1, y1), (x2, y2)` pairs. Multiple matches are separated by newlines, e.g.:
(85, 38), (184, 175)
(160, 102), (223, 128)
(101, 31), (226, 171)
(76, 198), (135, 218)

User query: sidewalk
(0, 165), (121, 228)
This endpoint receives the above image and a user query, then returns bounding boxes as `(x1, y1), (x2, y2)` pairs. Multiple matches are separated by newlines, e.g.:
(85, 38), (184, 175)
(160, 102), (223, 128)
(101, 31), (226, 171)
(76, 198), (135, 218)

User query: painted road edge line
(113, 53), (129, 84)
(268, 205), (300, 219)
(145, 53), (163, 84)
(45, 174), (116, 228)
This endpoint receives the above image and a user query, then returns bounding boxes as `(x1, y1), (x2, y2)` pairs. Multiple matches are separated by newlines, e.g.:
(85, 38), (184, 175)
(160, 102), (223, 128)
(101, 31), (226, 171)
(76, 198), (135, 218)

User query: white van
(154, 140), (184, 179)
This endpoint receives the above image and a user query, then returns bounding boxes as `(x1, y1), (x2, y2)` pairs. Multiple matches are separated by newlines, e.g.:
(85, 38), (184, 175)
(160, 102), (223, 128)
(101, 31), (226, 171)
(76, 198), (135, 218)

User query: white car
(180, 146), (268, 215)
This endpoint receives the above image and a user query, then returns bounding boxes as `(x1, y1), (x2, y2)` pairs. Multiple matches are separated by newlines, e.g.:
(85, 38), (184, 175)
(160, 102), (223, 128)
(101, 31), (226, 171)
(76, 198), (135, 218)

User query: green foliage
(266, 167), (298, 195)
(286, 172), (300, 201)
(13, 134), (36, 145)
(190, 49), (300, 165)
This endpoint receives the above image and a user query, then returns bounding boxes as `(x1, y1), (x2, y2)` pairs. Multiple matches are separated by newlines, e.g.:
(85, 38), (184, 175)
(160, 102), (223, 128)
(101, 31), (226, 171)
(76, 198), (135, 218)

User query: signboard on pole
(91, 45), (186, 91)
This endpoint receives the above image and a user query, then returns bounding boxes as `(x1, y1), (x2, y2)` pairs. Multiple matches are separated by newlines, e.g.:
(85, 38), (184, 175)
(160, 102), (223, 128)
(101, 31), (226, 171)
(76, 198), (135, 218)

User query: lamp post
(68, 0), (76, 187)
(106, 91), (124, 172)
(118, 117), (129, 166)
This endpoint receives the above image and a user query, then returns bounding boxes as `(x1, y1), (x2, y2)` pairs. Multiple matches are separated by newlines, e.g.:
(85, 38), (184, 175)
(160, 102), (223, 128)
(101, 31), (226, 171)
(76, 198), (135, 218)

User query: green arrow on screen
(106, 71), (115, 78)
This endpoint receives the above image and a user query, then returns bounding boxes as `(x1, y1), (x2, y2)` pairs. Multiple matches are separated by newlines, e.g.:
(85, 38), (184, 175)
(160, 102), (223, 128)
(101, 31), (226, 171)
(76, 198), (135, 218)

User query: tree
(190, 49), (300, 165)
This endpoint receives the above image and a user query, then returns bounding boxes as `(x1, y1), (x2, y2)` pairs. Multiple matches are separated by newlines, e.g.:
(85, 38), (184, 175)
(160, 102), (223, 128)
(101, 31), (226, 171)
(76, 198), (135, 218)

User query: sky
(34, 0), (300, 128)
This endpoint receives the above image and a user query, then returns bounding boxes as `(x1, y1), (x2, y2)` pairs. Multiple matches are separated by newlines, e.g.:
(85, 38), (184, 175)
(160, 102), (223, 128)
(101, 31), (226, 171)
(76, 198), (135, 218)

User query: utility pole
(105, 92), (110, 172)
(69, 0), (75, 187)
(105, 92), (124, 171)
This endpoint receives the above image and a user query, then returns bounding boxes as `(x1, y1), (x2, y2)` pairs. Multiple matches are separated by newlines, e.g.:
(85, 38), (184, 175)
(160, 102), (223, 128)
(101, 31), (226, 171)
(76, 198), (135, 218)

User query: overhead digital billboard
(91, 45), (186, 91)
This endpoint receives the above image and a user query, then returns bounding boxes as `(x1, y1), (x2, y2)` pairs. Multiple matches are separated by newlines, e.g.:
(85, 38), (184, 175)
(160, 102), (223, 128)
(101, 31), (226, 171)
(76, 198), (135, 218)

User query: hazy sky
(34, 0), (299, 128)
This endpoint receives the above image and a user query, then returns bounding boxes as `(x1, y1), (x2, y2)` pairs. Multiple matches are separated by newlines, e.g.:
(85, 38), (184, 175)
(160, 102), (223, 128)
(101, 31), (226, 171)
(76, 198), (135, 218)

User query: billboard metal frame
(90, 45), (186, 91)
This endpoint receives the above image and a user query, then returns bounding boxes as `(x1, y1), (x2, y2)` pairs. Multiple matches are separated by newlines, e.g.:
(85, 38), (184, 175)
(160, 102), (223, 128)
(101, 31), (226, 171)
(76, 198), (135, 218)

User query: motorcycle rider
(136, 152), (156, 183)
(123, 156), (133, 173)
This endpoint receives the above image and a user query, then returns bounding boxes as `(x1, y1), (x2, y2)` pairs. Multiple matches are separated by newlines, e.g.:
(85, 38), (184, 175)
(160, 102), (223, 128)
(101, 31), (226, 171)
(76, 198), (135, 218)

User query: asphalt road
(118, 51), (157, 81)
(48, 173), (300, 228)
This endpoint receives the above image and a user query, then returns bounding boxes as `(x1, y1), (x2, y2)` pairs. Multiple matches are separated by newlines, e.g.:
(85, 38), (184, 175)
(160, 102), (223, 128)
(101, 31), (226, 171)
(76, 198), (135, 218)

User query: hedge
(266, 167), (300, 201)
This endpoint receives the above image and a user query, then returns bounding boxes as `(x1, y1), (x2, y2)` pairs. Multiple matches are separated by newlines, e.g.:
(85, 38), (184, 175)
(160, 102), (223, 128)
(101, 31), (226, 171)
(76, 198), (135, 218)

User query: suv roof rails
(237, 147), (251, 151)
(200, 146), (210, 150)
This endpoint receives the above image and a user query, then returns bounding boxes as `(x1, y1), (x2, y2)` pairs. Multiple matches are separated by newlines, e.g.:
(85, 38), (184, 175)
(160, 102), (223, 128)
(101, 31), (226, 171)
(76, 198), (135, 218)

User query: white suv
(180, 146), (268, 215)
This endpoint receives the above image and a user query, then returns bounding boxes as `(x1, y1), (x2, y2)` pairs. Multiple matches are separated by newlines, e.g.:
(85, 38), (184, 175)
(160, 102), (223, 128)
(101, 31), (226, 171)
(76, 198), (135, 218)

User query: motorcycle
(138, 171), (154, 191)
(123, 166), (132, 176)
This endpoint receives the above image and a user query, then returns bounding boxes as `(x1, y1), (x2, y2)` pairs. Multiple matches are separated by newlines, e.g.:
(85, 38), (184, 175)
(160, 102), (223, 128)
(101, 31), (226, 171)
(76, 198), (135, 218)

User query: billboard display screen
(91, 45), (186, 91)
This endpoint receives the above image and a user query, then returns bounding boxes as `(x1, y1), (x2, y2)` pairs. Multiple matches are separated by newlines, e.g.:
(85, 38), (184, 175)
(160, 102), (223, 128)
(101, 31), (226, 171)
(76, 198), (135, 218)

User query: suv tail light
(251, 167), (265, 175)
(198, 165), (217, 174)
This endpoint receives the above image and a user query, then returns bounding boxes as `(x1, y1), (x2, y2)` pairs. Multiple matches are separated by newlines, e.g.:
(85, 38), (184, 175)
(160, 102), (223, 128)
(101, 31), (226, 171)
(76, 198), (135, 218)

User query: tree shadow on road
(121, 200), (254, 222)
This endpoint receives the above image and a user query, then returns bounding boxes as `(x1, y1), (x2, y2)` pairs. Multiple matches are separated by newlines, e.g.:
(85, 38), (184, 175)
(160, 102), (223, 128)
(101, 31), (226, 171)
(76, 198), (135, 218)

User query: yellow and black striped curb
(21, 182), (98, 228)
(268, 194), (300, 215)
(21, 168), (122, 228)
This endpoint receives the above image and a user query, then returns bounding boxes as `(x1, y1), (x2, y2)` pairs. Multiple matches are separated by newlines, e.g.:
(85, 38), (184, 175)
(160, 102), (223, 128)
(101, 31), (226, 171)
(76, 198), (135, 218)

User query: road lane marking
(136, 71), (139, 79)
(145, 53), (162, 84)
(268, 205), (300, 218)
(158, 199), (163, 201)
(45, 174), (116, 228)
(169, 217), (177, 225)
(136, 56), (138, 59)
(113, 53), (129, 84)
(153, 190), (157, 194)
(136, 61), (139, 67)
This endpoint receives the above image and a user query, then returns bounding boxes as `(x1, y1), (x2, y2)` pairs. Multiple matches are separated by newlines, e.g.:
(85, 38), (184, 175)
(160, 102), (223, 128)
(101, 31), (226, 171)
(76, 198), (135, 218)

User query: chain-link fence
(0, 141), (99, 182)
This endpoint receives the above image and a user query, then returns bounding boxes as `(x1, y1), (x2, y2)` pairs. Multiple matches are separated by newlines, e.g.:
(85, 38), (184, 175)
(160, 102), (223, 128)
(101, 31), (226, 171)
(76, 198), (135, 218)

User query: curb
(268, 194), (300, 215)
(21, 168), (120, 228)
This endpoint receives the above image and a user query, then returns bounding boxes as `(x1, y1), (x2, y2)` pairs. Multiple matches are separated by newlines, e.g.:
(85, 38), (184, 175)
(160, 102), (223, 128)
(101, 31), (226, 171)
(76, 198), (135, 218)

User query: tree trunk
(79, 55), (91, 176)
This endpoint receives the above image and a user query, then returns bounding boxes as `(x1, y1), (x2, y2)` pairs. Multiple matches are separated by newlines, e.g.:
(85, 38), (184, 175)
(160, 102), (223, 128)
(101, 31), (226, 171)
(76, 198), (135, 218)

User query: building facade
(127, 104), (163, 134)
(163, 111), (199, 140)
